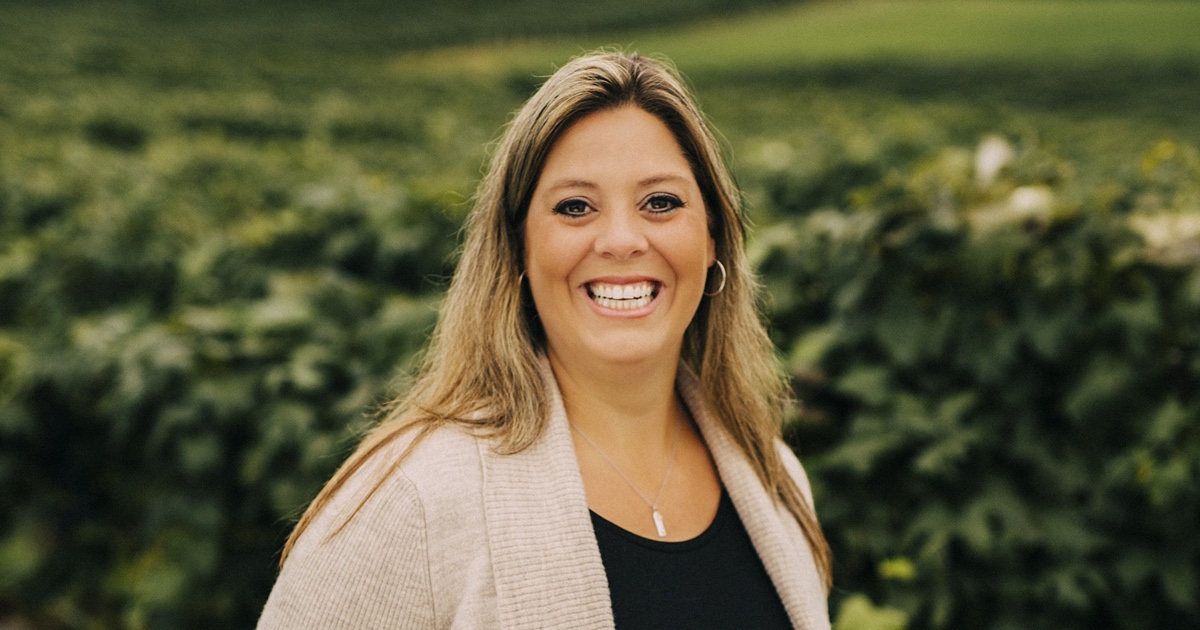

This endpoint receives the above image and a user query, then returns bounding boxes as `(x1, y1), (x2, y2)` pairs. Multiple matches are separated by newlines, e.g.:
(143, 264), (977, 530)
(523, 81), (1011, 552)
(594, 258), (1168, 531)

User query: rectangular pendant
(652, 509), (667, 538)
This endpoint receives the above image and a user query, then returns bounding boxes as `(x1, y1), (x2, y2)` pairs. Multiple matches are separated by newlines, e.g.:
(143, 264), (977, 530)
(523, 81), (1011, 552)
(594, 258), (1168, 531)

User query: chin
(577, 335), (680, 367)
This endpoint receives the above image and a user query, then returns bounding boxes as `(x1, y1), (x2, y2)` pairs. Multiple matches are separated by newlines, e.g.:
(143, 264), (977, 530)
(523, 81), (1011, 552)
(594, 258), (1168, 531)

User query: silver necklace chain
(569, 419), (682, 538)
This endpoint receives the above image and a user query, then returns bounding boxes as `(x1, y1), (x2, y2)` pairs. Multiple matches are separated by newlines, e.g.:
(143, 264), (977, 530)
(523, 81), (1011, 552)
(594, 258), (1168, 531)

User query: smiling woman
(257, 51), (832, 629)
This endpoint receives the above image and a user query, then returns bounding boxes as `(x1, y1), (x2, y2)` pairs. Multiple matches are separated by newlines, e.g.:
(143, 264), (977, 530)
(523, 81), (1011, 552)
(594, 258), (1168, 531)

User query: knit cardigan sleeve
(777, 439), (818, 512)
(257, 447), (437, 629)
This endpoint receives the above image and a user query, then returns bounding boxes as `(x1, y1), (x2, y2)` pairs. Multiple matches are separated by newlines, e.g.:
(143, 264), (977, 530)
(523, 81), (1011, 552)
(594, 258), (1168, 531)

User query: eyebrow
(543, 173), (692, 194)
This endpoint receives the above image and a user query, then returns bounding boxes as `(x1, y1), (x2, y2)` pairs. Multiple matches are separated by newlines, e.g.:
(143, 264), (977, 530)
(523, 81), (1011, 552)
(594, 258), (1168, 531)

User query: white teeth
(587, 281), (657, 310)
(593, 294), (653, 310)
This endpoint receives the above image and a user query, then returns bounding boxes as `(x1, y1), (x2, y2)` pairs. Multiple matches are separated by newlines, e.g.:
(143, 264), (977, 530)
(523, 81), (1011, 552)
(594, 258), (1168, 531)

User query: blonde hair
(281, 50), (831, 585)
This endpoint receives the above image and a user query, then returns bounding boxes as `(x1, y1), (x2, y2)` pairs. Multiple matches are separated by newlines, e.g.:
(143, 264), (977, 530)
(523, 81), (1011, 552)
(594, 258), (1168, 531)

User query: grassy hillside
(399, 0), (1200, 74)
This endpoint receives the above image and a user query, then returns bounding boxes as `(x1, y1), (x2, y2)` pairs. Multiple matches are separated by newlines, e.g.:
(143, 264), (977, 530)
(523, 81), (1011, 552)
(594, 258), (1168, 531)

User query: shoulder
(306, 424), (489, 549)
(775, 439), (816, 510)
(258, 424), (491, 629)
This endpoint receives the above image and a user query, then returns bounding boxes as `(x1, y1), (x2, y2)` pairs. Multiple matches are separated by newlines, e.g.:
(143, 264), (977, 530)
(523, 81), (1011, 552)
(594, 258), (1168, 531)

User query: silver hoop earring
(518, 271), (526, 285)
(704, 260), (727, 296)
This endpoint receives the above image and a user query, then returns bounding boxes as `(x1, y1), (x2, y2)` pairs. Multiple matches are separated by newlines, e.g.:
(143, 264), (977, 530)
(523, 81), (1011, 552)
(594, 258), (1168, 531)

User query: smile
(586, 281), (659, 310)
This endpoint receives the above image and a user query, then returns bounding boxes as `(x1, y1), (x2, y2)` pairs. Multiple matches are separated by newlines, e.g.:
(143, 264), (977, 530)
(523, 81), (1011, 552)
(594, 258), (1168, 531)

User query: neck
(547, 349), (683, 453)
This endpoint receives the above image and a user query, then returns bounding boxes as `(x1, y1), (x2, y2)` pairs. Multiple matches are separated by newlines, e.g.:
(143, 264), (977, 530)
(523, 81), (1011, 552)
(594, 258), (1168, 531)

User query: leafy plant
(770, 136), (1200, 629)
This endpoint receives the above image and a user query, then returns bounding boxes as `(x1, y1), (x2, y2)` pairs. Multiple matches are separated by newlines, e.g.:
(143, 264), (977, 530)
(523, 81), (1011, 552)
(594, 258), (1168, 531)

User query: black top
(589, 490), (793, 629)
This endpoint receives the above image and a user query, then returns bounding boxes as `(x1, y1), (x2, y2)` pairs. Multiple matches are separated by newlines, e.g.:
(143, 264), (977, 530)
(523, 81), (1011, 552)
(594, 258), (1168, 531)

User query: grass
(396, 0), (1200, 77)
(644, 0), (1200, 71)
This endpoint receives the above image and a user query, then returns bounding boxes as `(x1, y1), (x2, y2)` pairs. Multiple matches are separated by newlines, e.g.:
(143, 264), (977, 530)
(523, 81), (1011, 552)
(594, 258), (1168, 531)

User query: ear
(707, 234), (716, 267)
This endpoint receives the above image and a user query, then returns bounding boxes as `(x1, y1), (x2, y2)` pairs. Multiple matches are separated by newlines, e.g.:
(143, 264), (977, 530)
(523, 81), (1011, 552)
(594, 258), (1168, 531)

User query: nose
(593, 207), (648, 260)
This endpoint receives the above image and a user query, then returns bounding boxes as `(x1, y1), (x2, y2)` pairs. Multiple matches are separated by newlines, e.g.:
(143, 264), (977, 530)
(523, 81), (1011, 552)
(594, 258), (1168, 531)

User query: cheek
(524, 217), (582, 294)
(670, 217), (716, 272)
(523, 215), (553, 273)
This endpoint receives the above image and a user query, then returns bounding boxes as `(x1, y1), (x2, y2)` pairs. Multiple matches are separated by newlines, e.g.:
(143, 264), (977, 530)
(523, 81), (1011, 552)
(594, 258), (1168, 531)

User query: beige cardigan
(258, 362), (831, 629)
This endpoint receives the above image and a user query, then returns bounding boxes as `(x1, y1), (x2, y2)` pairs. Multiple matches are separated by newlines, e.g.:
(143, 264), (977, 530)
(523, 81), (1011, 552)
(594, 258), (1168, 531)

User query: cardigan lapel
(478, 357), (615, 629)
(677, 368), (831, 630)
(477, 359), (828, 629)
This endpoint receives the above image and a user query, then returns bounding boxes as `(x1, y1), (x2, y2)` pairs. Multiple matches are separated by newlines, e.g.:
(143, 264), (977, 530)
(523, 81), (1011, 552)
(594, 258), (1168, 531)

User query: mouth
(585, 280), (660, 311)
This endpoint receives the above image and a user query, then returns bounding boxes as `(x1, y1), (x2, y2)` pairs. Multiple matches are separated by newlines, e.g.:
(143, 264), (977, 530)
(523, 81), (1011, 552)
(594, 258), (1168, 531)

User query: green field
(2, 1), (1198, 628)
(404, 0), (1200, 74)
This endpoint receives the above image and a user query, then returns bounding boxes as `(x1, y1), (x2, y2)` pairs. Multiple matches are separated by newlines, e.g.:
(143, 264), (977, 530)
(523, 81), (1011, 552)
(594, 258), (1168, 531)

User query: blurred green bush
(0, 131), (457, 628)
(767, 135), (1200, 628)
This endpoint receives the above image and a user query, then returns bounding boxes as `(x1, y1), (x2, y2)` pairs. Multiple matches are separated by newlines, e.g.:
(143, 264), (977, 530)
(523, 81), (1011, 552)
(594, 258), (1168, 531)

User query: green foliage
(0, 132), (453, 627)
(834, 593), (909, 630)
(2, 1), (1199, 628)
(769, 134), (1200, 628)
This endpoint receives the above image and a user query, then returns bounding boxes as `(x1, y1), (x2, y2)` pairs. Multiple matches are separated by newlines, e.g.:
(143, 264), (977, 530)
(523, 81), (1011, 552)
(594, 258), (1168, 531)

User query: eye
(644, 193), (684, 214)
(553, 198), (592, 217)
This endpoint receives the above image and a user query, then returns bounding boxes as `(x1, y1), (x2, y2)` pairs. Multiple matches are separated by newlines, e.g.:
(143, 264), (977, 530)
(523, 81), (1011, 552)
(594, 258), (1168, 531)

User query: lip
(580, 275), (663, 318)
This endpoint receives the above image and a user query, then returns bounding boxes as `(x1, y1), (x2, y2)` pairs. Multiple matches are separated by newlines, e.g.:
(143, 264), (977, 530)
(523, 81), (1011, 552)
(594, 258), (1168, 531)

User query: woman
(258, 51), (831, 629)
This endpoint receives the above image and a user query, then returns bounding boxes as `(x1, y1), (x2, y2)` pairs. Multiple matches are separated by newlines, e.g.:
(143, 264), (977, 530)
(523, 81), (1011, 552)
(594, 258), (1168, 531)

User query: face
(523, 105), (716, 369)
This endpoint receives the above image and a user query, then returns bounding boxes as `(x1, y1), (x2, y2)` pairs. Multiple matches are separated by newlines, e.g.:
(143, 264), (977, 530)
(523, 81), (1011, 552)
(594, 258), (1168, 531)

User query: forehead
(536, 106), (695, 186)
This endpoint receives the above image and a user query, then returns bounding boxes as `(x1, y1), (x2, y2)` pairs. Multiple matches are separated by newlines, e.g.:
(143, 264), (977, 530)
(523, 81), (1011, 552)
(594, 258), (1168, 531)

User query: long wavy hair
(281, 50), (832, 585)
